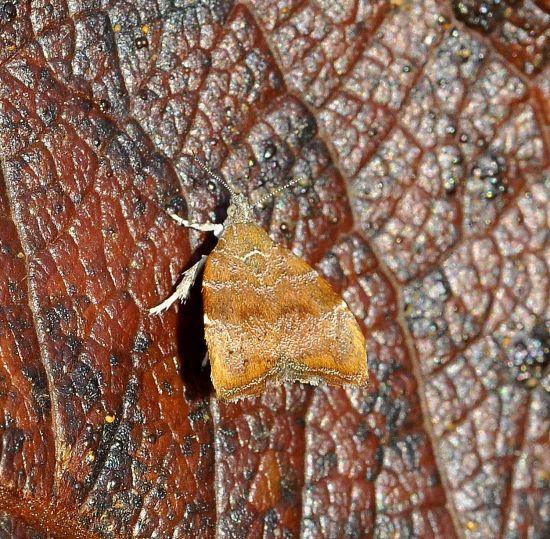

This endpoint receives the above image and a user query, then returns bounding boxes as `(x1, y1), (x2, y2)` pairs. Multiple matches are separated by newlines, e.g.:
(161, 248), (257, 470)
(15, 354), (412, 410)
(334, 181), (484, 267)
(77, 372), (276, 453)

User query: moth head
(226, 194), (254, 225)
(190, 153), (302, 225)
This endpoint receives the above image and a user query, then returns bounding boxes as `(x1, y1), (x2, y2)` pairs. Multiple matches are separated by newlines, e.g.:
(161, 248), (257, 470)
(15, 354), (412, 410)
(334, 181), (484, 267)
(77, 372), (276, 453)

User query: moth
(150, 157), (368, 401)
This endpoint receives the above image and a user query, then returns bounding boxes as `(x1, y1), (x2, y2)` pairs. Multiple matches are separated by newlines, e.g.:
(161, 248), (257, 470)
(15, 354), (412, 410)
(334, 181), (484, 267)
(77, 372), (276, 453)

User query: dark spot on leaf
(199, 443), (212, 459)
(166, 194), (186, 213)
(355, 422), (370, 440)
(4, 426), (25, 454)
(280, 473), (299, 504)
(161, 380), (173, 396)
(21, 365), (50, 416)
(147, 429), (162, 443)
(226, 497), (254, 529)
(264, 508), (279, 530)
(1, 2), (16, 21)
(7, 314), (32, 332)
(295, 114), (316, 144)
(67, 334), (82, 355)
(38, 102), (58, 126)
(133, 332), (151, 353)
(42, 305), (69, 334)
(366, 467), (378, 481)
(428, 471), (441, 487)
(398, 434), (422, 470)
(71, 362), (101, 411)
(375, 445), (384, 467)
(344, 512), (362, 538)
(80, 98), (93, 113)
(314, 452), (337, 478)
(109, 352), (120, 366)
(505, 321), (549, 388)
(361, 392), (376, 415)
(123, 376), (140, 409)
(133, 196), (146, 216)
(39, 68), (55, 90)
(155, 486), (167, 500)
(182, 435), (195, 456)
(188, 400), (209, 423)
(453, 0), (512, 34)
(218, 426), (238, 454)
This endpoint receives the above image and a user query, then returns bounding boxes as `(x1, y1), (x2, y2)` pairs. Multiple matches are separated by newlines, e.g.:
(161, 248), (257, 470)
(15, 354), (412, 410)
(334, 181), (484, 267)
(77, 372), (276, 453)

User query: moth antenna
(254, 177), (303, 208)
(190, 153), (237, 198)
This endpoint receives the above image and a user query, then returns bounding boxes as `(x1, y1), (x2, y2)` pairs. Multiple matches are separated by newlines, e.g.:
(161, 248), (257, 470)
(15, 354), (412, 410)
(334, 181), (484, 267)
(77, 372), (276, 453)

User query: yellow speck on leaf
(446, 421), (457, 431)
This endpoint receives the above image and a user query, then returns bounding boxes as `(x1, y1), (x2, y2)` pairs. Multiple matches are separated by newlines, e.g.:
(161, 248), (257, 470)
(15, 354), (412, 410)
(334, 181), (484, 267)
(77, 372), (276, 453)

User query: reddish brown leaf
(0, 1), (548, 538)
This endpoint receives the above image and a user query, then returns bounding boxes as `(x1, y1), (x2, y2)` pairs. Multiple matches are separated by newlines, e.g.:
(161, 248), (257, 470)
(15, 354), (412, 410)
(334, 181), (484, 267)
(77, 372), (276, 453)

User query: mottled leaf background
(0, 0), (548, 537)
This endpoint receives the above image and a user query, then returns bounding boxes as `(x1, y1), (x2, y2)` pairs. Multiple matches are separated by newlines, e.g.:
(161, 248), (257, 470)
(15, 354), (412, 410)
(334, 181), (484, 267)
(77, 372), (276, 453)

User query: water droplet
(458, 47), (472, 62)
(446, 124), (457, 136)
(135, 36), (148, 49)
(99, 99), (111, 113)
(444, 177), (457, 194)
(263, 142), (277, 160)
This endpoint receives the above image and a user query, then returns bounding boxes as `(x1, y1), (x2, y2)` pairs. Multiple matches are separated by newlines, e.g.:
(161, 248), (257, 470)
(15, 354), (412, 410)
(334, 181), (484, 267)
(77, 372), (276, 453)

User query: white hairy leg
(149, 255), (208, 315)
(168, 213), (223, 237)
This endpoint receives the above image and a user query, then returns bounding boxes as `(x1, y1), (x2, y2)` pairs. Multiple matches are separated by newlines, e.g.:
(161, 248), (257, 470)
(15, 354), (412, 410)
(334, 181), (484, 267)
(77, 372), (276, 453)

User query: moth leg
(149, 255), (207, 315)
(168, 212), (223, 237)
(201, 352), (209, 369)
